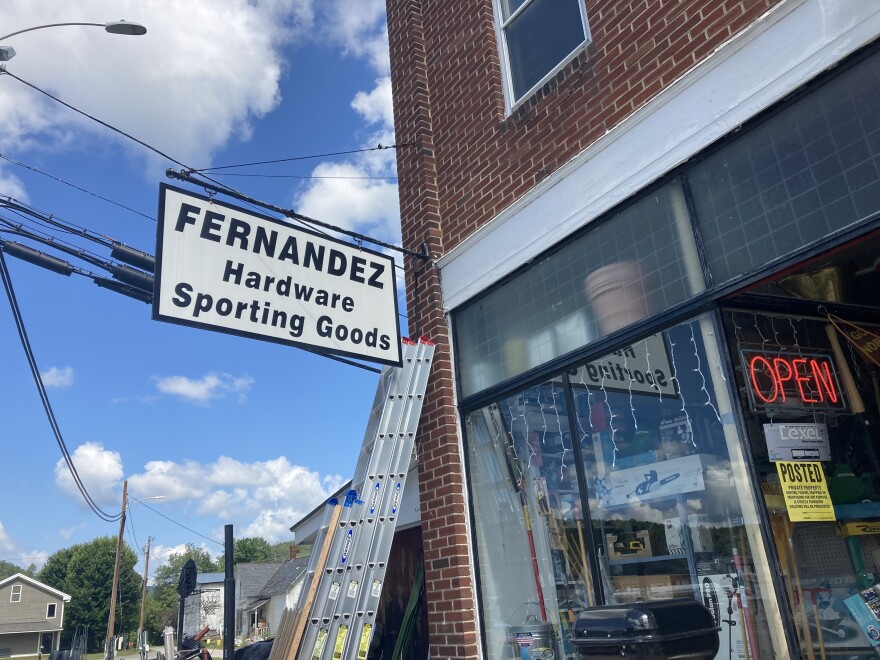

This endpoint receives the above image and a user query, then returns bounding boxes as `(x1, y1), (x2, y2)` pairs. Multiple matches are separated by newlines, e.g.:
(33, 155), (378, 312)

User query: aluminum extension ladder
(278, 336), (434, 660)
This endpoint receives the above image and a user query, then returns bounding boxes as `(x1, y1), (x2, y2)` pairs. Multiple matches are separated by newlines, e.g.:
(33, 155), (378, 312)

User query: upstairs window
(495, 0), (590, 107)
(10, 585), (21, 603)
(47, 603), (57, 618)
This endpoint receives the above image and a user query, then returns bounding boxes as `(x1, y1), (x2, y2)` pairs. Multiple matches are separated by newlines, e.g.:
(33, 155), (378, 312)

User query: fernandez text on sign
(154, 184), (401, 366)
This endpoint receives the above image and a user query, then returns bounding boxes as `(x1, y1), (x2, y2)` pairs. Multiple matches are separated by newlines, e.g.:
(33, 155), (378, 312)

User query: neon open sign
(741, 349), (847, 412)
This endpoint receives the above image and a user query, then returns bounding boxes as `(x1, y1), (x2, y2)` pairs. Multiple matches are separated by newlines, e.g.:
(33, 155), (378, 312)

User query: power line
(129, 497), (223, 547)
(2, 71), (424, 262)
(167, 169), (429, 260)
(0, 153), (154, 221)
(191, 143), (416, 173)
(213, 172), (398, 180)
(127, 507), (143, 557)
(0, 249), (120, 522)
(2, 70), (193, 174)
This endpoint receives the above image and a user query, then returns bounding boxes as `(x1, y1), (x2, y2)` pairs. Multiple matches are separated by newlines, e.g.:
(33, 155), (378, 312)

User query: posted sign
(775, 461), (836, 522)
(154, 184), (401, 366)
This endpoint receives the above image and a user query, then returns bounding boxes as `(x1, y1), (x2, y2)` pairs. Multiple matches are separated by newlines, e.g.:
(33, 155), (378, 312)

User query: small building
(0, 573), (70, 658)
(233, 563), (283, 640)
(182, 573), (225, 639)
(243, 556), (310, 642)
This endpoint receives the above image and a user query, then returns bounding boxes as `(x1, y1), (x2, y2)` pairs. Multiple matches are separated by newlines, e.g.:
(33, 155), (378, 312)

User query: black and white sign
(572, 333), (677, 397)
(154, 185), (401, 366)
(763, 423), (830, 462)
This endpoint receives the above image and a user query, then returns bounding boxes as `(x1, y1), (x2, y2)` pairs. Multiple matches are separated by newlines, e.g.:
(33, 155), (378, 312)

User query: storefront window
(689, 51), (880, 286)
(723, 309), (880, 659)
(465, 315), (789, 659)
(467, 383), (589, 659)
(456, 181), (705, 398)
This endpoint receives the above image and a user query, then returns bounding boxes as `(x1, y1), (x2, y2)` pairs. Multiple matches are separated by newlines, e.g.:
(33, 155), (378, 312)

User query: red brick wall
(387, 1), (781, 657)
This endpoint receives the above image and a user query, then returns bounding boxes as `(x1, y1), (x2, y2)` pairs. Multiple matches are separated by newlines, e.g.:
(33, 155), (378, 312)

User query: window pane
(570, 316), (788, 658)
(722, 309), (880, 658)
(466, 381), (590, 659)
(499, 0), (528, 21)
(464, 316), (789, 659)
(505, 0), (586, 100)
(689, 53), (880, 284)
(455, 182), (704, 397)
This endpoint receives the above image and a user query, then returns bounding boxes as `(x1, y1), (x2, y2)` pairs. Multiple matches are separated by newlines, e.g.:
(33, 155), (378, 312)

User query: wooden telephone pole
(106, 480), (128, 660)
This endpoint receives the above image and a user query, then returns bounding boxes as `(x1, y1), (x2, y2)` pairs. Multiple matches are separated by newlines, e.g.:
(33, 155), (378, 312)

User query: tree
(0, 559), (36, 580)
(215, 538), (310, 567)
(39, 537), (142, 652)
(144, 545), (219, 644)
(234, 537), (272, 563)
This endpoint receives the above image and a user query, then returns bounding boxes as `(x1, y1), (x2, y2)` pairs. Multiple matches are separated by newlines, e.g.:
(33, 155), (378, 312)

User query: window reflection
(464, 315), (788, 659)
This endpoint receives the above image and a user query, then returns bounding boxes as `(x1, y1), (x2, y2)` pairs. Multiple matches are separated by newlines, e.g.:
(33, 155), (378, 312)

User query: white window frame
(10, 585), (21, 603)
(46, 603), (57, 619)
(493, 0), (591, 112)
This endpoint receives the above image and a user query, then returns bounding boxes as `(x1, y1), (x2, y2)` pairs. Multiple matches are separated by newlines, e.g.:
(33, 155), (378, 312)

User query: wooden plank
(286, 502), (344, 660)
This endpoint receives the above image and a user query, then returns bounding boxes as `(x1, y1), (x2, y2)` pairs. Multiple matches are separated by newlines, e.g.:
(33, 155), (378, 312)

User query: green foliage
(269, 540), (311, 561)
(39, 537), (141, 652)
(0, 559), (36, 580)
(234, 537), (272, 563)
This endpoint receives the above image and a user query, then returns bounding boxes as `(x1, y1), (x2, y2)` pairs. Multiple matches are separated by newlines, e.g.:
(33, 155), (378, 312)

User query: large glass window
(455, 181), (704, 397)
(723, 309), (880, 659)
(689, 52), (880, 285)
(465, 315), (789, 659)
(495, 0), (590, 106)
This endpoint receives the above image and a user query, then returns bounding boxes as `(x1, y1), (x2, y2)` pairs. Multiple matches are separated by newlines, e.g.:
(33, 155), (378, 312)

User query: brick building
(386, 0), (880, 658)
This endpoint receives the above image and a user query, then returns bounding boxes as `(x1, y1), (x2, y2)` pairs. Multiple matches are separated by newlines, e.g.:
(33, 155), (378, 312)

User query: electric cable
(1, 214), (123, 265)
(213, 172), (398, 180)
(2, 70), (193, 176)
(0, 248), (121, 522)
(0, 153), (154, 221)
(0, 70), (275, 232)
(127, 507), (143, 557)
(191, 142), (416, 173)
(2, 196), (125, 250)
(167, 169), (428, 260)
(0, 219), (153, 290)
(2, 71), (423, 260)
(129, 497), (223, 547)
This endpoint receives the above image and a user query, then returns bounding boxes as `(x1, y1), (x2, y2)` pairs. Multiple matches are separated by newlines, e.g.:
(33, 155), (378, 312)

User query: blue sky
(0, 0), (404, 577)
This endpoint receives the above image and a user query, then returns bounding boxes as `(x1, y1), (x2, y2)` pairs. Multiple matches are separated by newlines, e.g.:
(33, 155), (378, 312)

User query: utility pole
(138, 536), (152, 660)
(106, 480), (128, 660)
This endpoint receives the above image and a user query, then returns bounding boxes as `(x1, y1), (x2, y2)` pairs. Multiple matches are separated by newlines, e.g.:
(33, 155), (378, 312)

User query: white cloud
(148, 542), (221, 577)
(155, 372), (254, 405)
(41, 366), (74, 388)
(54, 442), (124, 508)
(19, 550), (49, 570)
(128, 455), (345, 543)
(0, 168), (28, 202)
(58, 523), (87, 540)
(296, 161), (400, 240)
(352, 77), (394, 127)
(0, 523), (48, 570)
(0, 0), (314, 181)
(317, 0), (389, 74)
(0, 522), (15, 554)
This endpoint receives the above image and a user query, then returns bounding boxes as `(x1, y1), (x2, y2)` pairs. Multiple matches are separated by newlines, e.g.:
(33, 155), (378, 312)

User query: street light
(0, 20), (147, 62)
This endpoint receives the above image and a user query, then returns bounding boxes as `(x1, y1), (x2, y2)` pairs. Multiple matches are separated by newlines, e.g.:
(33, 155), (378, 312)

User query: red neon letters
(746, 353), (839, 406)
